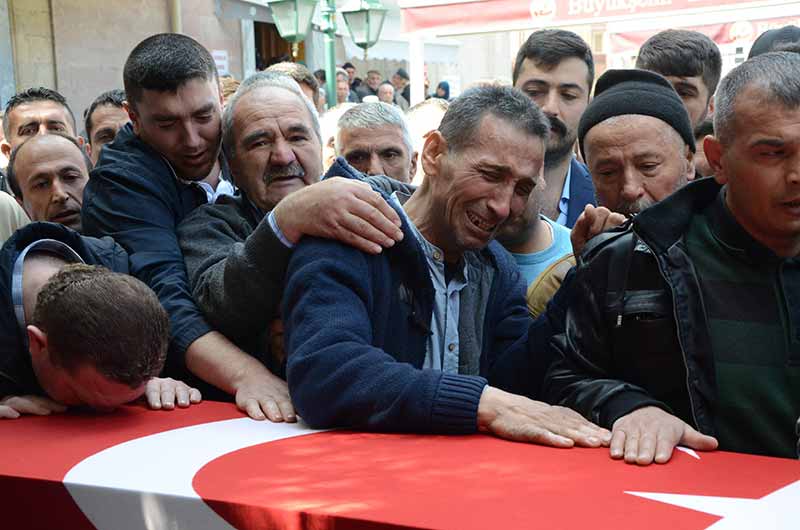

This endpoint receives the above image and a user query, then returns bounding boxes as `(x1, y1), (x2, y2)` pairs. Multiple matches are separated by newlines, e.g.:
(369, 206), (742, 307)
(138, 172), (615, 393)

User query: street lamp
(266, 0), (318, 60)
(341, 0), (388, 60)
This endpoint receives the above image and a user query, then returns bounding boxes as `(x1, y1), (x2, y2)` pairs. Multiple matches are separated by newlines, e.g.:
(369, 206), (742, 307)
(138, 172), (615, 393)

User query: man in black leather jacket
(545, 51), (800, 464)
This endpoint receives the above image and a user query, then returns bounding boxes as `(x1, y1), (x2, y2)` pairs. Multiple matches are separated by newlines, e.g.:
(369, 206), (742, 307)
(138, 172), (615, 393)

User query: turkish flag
(1, 401), (798, 530)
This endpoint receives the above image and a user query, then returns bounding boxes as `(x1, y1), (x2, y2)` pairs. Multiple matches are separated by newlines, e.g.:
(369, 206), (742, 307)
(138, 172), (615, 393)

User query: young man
(636, 29), (722, 130)
(1, 87), (79, 161)
(513, 30), (596, 228)
(0, 222), (199, 418)
(82, 34), (403, 421)
(83, 89), (129, 165)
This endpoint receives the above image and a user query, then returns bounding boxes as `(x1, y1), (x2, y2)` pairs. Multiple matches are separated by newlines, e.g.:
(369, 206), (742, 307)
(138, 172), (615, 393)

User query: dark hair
(123, 33), (218, 108)
(694, 118), (714, 140)
(314, 69), (326, 83)
(438, 85), (549, 154)
(636, 30), (722, 97)
(512, 29), (594, 90)
(83, 89), (125, 141)
(31, 264), (169, 387)
(3, 87), (76, 139)
(267, 62), (320, 107)
(342, 62), (355, 70)
(7, 132), (92, 199)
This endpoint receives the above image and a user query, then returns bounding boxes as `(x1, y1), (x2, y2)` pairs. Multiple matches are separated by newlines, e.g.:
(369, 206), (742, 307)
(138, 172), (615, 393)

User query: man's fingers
(189, 388), (202, 404)
(4, 396), (59, 415)
(346, 195), (404, 243)
(276, 399), (297, 423)
(654, 430), (678, 464)
(681, 425), (719, 451)
(636, 432), (658, 466)
(623, 430), (640, 464)
(337, 211), (397, 250)
(160, 386), (176, 410)
(175, 384), (190, 408)
(0, 405), (20, 419)
(146, 384), (163, 410)
(240, 399), (266, 421)
(355, 186), (403, 229)
(609, 429), (626, 459)
(260, 399), (284, 423)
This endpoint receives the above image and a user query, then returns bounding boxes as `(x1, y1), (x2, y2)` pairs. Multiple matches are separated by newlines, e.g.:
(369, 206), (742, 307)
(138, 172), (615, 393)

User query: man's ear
(421, 130), (447, 181)
(1, 140), (10, 159)
(26, 325), (48, 361)
(684, 146), (696, 182)
(123, 101), (140, 135)
(704, 135), (726, 184)
(84, 140), (92, 160)
(408, 151), (418, 183)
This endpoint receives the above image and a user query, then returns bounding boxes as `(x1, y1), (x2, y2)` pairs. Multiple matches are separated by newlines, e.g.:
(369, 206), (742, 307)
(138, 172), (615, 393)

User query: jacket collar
(633, 176), (722, 254)
(707, 188), (784, 265)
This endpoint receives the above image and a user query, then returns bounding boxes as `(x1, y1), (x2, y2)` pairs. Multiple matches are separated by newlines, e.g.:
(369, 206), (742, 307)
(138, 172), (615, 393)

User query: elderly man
(83, 35), (402, 422)
(178, 73), (409, 417)
(1, 87), (79, 161)
(336, 102), (417, 184)
(636, 30), (722, 132)
(524, 69), (695, 406)
(513, 30), (596, 228)
(357, 70), (383, 100)
(0, 222), (200, 418)
(283, 86), (611, 447)
(546, 51), (800, 463)
(7, 134), (90, 232)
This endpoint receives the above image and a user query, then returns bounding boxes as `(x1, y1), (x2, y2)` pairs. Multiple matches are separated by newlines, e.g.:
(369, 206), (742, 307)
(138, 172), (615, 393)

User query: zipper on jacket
(637, 231), (702, 431)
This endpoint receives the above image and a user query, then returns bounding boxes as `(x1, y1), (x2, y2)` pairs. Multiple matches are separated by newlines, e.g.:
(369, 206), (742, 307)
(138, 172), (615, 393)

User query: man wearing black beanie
(545, 52), (800, 463)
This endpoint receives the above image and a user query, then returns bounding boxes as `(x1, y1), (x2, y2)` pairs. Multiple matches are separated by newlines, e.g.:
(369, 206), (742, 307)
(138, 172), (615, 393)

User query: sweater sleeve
(283, 237), (486, 433)
(178, 204), (292, 346)
(81, 167), (211, 366)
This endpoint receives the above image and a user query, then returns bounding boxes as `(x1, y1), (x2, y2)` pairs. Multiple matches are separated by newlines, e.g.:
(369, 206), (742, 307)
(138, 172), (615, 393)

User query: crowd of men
(1, 23), (799, 464)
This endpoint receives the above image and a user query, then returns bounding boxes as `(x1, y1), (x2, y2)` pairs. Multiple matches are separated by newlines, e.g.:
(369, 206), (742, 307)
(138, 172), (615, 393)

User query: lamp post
(341, 0), (388, 61)
(267, 0), (387, 106)
(266, 0), (318, 60)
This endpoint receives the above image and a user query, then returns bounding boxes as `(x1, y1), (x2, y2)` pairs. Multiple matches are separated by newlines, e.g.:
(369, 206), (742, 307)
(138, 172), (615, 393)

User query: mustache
(546, 114), (568, 138)
(263, 161), (305, 185)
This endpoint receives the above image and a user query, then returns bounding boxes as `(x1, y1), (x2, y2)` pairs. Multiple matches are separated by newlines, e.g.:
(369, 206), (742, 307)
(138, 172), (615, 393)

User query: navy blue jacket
(0, 222), (128, 398)
(82, 124), (214, 371)
(283, 181), (532, 434)
(566, 158), (596, 228)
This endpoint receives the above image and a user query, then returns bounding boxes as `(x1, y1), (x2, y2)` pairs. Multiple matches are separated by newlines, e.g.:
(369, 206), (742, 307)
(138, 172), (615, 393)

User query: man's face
(663, 75), (710, 129)
(585, 115), (693, 216)
(391, 74), (408, 91)
(1, 101), (76, 158)
(339, 124), (417, 183)
(128, 78), (222, 181)
(426, 114), (544, 253)
(32, 355), (144, 412)
(14, 135), (89, 231)
(494, 170), (546, 247)
(706, 86), (800, 257)
(336, 77), (350, 104)
(377, 84), (395, 103)
(345, 67), (356, 82)
(87, 104), (130, 165)
(514, 57), (590, 165)
(229, 86), (322, 212)
(367, 72), (382, 90)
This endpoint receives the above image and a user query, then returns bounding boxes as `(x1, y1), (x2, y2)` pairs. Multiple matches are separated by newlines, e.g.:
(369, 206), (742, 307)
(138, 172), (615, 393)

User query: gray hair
(438, 85), (549, 153)
(714, 51), (800, 145)
(335, 102), (414, 156)
(222, 71), (321, 160)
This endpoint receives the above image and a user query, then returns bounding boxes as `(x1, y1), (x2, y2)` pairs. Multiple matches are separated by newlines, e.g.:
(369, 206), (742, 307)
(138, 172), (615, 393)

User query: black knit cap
(748, 25), (800, 58)
(577, 68), (695, 161)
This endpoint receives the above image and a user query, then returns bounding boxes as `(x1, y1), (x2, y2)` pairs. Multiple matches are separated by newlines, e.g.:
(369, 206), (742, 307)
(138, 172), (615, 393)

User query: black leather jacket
(544, 177), (724, 434)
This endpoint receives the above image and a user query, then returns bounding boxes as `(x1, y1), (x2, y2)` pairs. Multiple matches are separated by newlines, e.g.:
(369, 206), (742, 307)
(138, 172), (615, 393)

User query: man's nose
(486, 184), (514, 222)
(270, 138), (297, 167)
(540, 90), (560, 119)
(50, 178), (69, 203)
(620, 169), (645, 202)
(366, 153), (384, 176)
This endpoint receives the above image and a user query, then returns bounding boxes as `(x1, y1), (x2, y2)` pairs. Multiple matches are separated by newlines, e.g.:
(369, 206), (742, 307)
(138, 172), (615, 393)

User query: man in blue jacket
(284, 86), (611, 446)
(82, 34), (403, 421)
